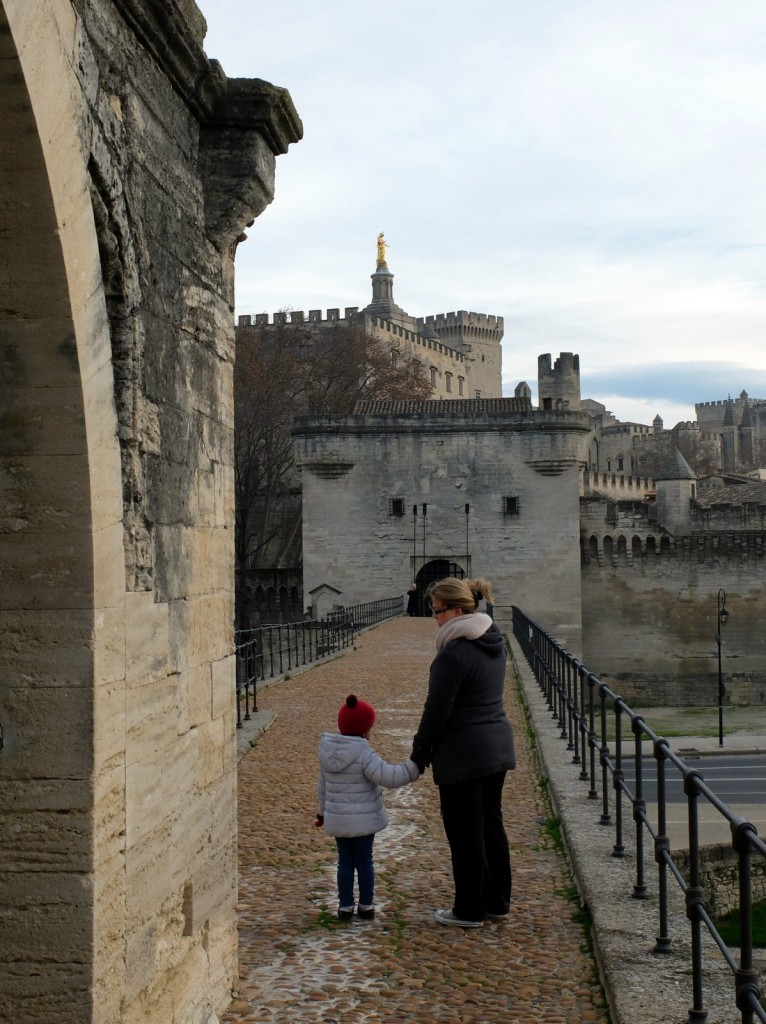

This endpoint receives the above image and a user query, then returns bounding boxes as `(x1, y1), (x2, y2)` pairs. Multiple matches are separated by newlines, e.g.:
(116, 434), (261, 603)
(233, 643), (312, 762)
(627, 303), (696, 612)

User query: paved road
(222, 617), (609, 1024)
(622, 754), (766, 804)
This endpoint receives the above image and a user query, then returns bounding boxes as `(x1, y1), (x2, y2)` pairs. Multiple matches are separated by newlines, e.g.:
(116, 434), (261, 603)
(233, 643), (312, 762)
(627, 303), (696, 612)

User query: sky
(198, 0), (766, 427)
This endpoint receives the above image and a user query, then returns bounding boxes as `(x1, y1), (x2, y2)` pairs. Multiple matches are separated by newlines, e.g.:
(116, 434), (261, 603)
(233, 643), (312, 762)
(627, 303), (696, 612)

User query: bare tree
(234, 319), (432, 624)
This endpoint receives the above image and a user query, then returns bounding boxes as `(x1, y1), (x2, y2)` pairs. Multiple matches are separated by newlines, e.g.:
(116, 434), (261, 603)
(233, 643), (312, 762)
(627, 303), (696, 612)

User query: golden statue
(376, 231), (388, 264)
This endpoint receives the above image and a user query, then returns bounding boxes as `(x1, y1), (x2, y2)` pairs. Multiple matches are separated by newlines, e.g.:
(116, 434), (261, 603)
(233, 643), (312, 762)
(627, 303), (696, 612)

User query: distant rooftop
(353, 398), (534, 415)
(695, 480), (766, 508)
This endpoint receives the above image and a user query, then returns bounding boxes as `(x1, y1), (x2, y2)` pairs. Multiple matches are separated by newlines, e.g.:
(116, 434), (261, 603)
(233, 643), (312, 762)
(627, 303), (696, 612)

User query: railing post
(598, 684), (611, 826)
(653, 737), (672, 953)
(684, 770), (708, 1023)
(612, 700), (625, 858)
(732, 819), (762, 1024)
(631, 716), (647, 898)
(587, 673), (598, 799)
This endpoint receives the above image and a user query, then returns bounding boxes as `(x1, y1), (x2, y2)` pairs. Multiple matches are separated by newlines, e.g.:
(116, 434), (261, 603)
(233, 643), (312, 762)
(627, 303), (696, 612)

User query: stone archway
(0, 2), (302, 1021)
(0, 4), (125, 1018)
(413, 559), (466, 616)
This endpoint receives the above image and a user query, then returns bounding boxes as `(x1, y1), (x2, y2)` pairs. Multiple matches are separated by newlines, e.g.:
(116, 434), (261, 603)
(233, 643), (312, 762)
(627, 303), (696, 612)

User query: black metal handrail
(513, 605), (766, 1024)
(235, 596), (405, 727)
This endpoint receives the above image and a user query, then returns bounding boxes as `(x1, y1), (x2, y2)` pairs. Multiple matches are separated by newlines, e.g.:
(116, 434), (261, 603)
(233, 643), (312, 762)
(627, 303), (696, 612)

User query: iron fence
(513, 605), (766, 1024)
(235, 596), (405, 728)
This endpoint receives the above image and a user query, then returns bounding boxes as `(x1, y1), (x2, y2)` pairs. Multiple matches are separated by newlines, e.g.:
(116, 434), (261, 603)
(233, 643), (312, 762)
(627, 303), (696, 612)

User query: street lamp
(716, 588), (730, 748)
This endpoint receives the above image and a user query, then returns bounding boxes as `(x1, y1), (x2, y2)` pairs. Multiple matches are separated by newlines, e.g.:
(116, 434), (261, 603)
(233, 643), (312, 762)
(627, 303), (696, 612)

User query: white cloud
(200, 0), (766, 427)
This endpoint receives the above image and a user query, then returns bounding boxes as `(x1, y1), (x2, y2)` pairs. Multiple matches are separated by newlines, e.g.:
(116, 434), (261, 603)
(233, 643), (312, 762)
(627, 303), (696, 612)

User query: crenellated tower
(538, 352), (581, 412)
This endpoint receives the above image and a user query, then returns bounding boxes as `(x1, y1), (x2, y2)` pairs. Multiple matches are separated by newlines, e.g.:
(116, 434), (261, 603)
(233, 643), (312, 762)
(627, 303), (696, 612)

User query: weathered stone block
(211, 654), (234, 720)
(155, 525), (231, 602)
(178, 662), (213, 734)
(125, 751), (164, 849)
(126, 675), (178, 765)
(126, 823), (173, 926)
(0, 683), (93, 779)
(0, 870), (93, 962)
(0, 962), (90, 1024)
(168, 593), (232, 673)
(125, 591), (169, 688)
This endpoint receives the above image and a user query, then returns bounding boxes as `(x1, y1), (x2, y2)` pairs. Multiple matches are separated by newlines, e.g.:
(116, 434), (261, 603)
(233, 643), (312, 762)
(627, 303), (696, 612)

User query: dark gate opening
(413, 559), (465, 617)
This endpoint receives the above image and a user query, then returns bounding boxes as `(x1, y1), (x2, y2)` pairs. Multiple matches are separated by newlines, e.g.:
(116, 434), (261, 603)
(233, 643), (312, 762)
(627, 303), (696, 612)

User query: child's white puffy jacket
(317, 733), (420, 838)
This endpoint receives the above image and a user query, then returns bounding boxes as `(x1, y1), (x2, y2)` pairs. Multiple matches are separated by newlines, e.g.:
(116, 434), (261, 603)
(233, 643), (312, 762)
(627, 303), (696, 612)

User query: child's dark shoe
(337, 906), (354, 921)
(357, 905), (375, 920)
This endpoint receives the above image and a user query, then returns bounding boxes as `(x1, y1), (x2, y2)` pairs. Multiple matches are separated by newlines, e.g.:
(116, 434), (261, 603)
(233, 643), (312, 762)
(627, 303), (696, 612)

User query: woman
(411, 577), (515, 927)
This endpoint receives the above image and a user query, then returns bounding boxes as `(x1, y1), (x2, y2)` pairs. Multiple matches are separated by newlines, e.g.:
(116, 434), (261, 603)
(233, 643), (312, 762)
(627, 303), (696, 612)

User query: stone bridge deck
(222, 616), (608, 1024)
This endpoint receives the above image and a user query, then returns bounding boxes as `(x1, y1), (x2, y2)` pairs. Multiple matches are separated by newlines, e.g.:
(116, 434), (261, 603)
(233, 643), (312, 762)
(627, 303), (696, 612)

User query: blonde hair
(427, 576), (494, 613)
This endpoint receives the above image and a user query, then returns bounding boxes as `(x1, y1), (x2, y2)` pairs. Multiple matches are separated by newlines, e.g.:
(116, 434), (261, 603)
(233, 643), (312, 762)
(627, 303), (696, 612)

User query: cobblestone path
(222, 616), (610, 1024)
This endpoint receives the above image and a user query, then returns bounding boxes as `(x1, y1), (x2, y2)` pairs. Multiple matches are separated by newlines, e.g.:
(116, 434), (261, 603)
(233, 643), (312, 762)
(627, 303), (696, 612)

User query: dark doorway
(413, 560), (466, 617)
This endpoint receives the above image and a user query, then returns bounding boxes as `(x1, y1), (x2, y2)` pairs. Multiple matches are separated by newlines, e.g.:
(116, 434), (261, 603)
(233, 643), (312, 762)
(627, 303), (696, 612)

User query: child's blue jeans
(335, 834), (375, 907)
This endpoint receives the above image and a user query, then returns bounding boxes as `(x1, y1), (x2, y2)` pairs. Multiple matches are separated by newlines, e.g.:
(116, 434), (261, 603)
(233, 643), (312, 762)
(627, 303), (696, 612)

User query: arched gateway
(412, 559), (466, 616)
(0, 3), (301, 1022)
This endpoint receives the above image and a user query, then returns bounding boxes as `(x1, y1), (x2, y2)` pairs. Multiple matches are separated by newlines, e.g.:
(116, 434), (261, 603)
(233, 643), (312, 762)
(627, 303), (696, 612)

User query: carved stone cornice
(524, 458), (580, 477)
(302, 462), (355, 480)
(211, 78), (303, 156)
(112, 0), (303, 154)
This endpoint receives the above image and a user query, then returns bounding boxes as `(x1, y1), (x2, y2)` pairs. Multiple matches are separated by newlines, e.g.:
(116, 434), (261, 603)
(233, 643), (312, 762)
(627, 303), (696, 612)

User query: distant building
(236, 237), (504, 402)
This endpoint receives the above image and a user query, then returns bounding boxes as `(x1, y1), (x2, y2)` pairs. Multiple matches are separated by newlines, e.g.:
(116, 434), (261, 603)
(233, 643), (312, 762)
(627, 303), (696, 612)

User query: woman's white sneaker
(434, 908), (483, 928)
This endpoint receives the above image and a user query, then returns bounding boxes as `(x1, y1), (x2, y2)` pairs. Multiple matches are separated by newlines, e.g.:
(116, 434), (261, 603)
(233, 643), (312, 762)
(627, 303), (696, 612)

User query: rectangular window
(503, 496), (520, 516)
(458, 376), (464, 396)
(430, 367), (438, 386)
(445, 372), (452, 393)
(475, 390), (481, 399)
(389, 497), (405, 517)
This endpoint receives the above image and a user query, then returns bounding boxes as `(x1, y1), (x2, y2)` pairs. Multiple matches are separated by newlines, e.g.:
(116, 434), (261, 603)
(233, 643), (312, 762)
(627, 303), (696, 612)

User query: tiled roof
(695, 481), (766, 508)
(353, 398), (534, 415)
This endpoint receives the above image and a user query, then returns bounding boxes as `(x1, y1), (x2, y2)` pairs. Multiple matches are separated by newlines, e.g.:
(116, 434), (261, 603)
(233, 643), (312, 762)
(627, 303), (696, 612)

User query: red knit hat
(338, 694), (375, 736)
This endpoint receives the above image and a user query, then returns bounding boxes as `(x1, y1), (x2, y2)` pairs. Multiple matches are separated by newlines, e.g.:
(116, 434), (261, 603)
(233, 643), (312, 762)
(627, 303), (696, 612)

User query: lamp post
(715, 588), (730, 748)
(412, 504), (417, 570)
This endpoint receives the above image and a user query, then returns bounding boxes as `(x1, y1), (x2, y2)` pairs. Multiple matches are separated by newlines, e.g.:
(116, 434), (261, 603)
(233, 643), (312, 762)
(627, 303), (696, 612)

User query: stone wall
(673, 844), (766, 919)
(581, 535), (766, 705)
(296, 401), (589, 653)
(0, 2), (300, 1022)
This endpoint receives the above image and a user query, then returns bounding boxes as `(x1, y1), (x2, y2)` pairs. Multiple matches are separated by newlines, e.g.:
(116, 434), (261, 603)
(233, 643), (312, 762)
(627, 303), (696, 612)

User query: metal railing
(235, 596), (405, 727)
(513, 605), (766, 1024)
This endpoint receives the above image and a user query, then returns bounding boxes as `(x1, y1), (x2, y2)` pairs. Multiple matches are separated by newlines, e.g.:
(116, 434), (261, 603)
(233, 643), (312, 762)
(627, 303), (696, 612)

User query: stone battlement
(238, 308), (362, 327)
(238, 309), (468, 365)
(416, 310), (504, 335)
(696, 397), (766, 409)
(582, 470), (654, 496)
(370, 315), (465, 363)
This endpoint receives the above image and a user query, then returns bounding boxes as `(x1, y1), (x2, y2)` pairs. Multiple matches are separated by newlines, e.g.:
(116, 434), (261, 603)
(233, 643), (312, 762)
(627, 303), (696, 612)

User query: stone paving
(221, 617), (610, 1024)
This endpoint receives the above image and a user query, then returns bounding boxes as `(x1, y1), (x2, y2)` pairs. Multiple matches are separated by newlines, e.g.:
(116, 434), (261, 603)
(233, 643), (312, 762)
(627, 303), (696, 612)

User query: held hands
(409, 739), (431, 774)
(314, 815), (324, 828)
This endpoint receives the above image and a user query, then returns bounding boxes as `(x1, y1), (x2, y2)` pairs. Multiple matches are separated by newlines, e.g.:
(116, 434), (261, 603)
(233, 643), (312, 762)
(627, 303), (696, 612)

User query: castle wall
(0, 3), (300, 1021)
(238, 303), (504, 403)
(296, 405), (589, 652)
(417, 310), (504, 398)
(538, 352), (581, 412)
(581, 532), (766, 706)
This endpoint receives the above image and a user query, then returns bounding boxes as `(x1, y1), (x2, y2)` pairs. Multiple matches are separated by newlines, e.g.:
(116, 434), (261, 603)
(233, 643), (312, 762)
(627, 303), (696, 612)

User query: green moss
(714, 899), (766, 948)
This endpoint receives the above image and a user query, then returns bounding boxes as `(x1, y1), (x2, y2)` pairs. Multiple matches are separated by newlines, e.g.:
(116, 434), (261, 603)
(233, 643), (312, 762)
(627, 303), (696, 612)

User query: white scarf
(435, 612), (493, 651)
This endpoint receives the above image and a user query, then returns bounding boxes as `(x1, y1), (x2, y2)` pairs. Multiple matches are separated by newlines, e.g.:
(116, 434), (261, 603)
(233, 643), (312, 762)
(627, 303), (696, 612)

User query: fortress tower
(239, 234), (504, 401)
(538, 352), (581, 411)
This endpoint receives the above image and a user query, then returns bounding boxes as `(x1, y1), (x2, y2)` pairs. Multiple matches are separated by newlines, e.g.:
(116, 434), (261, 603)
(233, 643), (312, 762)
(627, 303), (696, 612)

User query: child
(316, 693), (420, 920)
